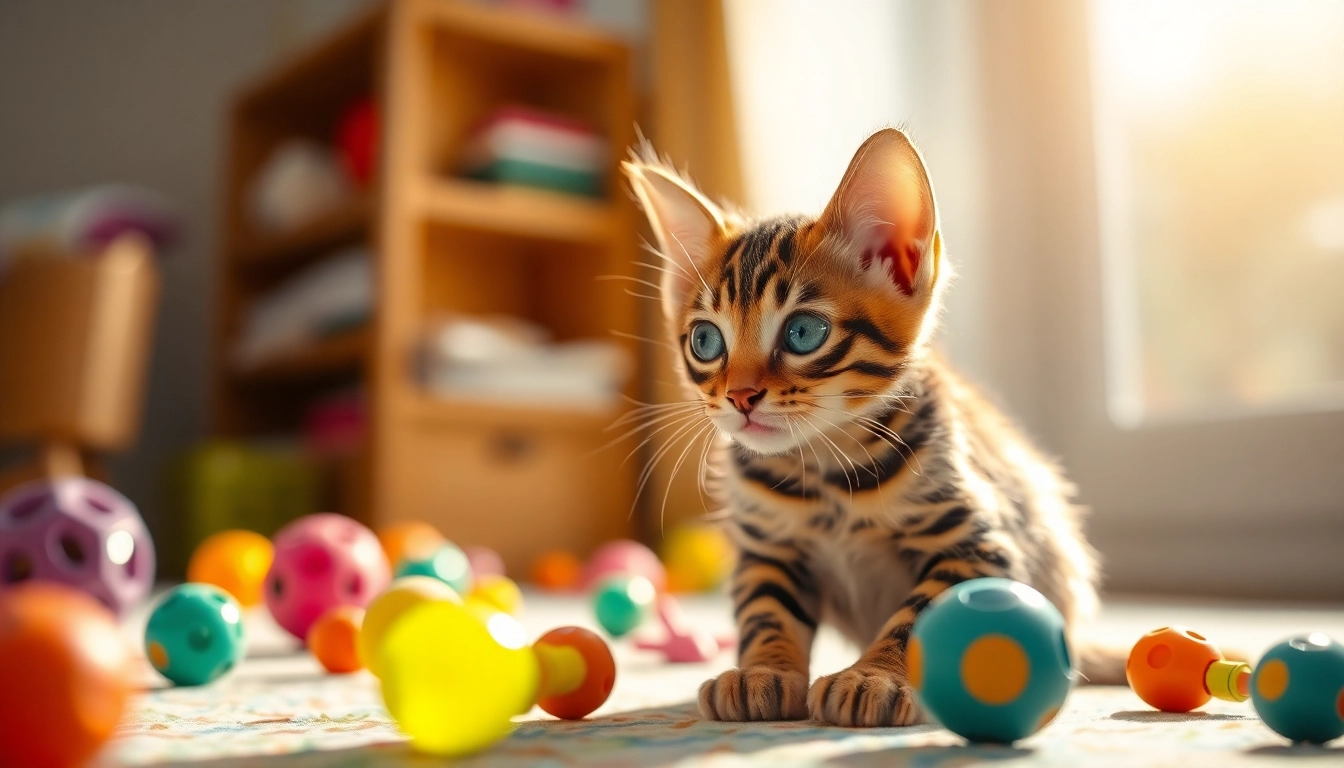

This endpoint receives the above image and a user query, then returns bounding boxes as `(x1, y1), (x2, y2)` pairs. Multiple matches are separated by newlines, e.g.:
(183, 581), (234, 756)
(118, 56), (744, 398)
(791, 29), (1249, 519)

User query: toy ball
(581, 539), (666, 592)
(1251, 633), (1344, 744)
(534, 626), (616, 719)
(661, 522), (731, 593)
(593, 575), (656, 637)
(395, 541), (472, 595)
(145, 583), (246, 686)
(187, 529), (274, 607)
(467, 575), (523, 616)
(0, 477), (156, 616)
(359, 575), (460, 678)
(379, 599), (536, 756)
(0, 582), (133, 768)
(1126, 626), (1249, 712)
(465, 545), (506, 579)
(308, 606), (364, 674)
(335, 97), (379, 186)
(910, 578), (1073, 743)
(531, 550), (582, 591)
(264, 513), (390, 641)
(377, 521), (444, 571)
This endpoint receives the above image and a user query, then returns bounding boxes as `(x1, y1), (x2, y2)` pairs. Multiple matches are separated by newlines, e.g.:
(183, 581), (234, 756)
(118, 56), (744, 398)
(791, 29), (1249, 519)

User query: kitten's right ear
(622, 161), (725, 321)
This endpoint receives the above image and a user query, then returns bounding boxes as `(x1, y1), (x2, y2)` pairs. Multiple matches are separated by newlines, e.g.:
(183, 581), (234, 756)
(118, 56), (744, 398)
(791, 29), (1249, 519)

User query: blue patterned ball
(1251, 633), (1344, 744)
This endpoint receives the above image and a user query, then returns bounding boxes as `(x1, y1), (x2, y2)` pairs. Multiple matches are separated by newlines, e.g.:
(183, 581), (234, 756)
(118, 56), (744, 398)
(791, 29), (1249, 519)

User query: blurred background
(1, 0), (1340, 599)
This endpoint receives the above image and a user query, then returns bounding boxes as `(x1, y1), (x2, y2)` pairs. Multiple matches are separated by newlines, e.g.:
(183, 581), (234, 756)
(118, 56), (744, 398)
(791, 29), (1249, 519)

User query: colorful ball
(467, 575), (523, 616)
(187, 529), (274, 607)
(581, 540), (666, 592)
(377, 521), (444, 571)
(0, 582), (133, 768)
(395, 541), (472, 595)
(465, 545), (506, 579)
(531, 550), (582, 591)
(910, 578), (1073, 743)
(593, 575), (656, 638)
(661, 522), (731, 593)
(308, 606), (364, 674)
(535, 626), (616, 719)
(1126, 626), (1247, 712)
(0, 477), (156, 615)
(359, 576), (460, 678)
(378, 599), (537, 756)
(1251, 633), (1344, 744)
(145, 583), (246, 686)
(264, 513), (391, 641)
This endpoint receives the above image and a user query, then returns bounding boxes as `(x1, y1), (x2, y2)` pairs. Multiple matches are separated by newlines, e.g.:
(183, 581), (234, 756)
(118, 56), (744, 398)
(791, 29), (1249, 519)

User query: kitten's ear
(623, 161), (726, 321)
(819, 128), (941, 297)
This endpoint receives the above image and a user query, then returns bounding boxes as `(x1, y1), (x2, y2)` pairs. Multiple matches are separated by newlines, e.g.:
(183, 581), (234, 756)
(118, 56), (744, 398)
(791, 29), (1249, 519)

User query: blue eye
(690, 322), (725, 362)
(783, 313), (830, 354)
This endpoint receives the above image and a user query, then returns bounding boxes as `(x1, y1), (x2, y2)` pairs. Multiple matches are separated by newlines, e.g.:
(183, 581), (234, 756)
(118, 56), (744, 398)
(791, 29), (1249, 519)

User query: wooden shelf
(233, 329), (369, 384)
(423, 0), (627, 65)
(236, 195), (371, 268)
(413, 393), (617, 431)
(420, 178), (615, 244)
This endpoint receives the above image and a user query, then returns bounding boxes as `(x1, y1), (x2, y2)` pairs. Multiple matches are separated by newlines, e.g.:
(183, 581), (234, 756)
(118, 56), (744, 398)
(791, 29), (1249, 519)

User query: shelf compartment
(236, 194), (371, 269)
(421, 0), (627, 68)
(233, 328), (369, 385)
(420, 178), (615, 244)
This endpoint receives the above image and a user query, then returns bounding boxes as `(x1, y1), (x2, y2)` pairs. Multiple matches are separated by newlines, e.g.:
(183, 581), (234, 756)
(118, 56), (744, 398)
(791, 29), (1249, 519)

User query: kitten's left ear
(819, 128), (941, 297)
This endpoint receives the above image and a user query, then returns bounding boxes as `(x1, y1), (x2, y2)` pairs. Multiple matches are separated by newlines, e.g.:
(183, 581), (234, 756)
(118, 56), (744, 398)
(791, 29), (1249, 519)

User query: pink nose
(726, 388), (764, 414)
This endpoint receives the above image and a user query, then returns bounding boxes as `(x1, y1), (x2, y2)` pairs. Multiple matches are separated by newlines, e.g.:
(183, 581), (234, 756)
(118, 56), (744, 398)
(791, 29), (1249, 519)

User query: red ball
(0, 582), (133, 768)
(535, 626), (615, 719)
(335, 98), (378, 186)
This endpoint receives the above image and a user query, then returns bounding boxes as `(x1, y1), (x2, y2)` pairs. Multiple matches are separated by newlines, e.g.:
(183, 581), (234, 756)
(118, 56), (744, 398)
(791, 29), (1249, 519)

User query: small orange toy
(531, 550), (582, 591)
(534, 626), (617, 719)
(187, 529), (274, 607)
(1126, 626), (1250, 712)
(308, 606), (365, 674)
(378, 521), (446, 569)
(0, 582), (134, 768)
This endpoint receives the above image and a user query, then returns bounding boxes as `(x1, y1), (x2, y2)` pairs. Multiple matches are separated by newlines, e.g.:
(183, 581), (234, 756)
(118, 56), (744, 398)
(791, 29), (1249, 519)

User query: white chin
(716, 417), (797, 455)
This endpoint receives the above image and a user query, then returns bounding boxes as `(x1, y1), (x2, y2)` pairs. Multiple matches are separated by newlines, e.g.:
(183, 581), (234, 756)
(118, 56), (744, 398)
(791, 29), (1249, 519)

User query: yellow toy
(358, 576), (459, 678)
(466, 575), (524, 616)
(661, 522), (731, 593)
(186, 530), (274, 607)
(379, 601), (614, 757)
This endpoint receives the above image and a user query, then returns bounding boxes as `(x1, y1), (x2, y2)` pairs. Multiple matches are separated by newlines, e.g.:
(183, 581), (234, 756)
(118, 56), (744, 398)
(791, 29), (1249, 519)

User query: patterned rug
(100, 594), (1344, 767)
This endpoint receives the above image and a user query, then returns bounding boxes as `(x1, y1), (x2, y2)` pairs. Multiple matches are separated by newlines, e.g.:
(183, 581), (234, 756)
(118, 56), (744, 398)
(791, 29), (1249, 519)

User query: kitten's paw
(698, 666), (809, 721)
(808, 665), (923, 727)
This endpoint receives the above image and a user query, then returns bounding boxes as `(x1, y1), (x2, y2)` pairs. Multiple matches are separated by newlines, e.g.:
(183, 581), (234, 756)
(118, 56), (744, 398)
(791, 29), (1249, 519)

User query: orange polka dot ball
(308, 606), (365, 674)
(1250, 633), (1344, 744)
(188, 529), (274, 607)
(910, 578), (1073, 743)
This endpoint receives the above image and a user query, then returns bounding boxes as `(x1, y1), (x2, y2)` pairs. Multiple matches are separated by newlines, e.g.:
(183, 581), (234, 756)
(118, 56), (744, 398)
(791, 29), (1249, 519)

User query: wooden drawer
(394, 415), (631, 575)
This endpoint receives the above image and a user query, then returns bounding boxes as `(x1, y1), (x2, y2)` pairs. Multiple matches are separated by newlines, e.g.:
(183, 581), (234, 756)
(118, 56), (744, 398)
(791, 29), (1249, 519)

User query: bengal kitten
(622, 128), (1121, 727)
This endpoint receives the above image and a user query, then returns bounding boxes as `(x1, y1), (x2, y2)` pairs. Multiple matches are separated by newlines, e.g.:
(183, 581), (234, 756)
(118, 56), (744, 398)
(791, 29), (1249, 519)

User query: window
(1090, 0), (1344, 425)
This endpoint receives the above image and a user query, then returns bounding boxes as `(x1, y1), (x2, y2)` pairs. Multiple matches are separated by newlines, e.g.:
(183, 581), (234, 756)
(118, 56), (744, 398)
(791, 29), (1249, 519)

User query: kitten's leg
(699, 549), (820, 721)
(808, 548), (1009, 726)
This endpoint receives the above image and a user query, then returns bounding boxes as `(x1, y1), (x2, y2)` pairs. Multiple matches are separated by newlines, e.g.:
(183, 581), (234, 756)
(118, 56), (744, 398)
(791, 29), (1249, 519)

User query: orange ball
(535, 626), (615, 719)
(0, 582), (133, 768)
(530, 550), (582, 591)
(308, 606), (365, 674)
(187, 529), (274, 607)
(1126, 626), (1221, 712)
(377, 521), (445, 569)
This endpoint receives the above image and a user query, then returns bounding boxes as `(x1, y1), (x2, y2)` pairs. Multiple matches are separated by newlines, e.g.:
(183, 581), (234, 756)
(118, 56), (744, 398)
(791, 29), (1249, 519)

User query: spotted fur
(624, 128), (1118, 727)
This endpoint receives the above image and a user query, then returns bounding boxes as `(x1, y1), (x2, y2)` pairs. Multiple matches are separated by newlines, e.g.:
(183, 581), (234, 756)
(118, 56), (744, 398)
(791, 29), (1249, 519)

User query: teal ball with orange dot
(144, 584), (245, 686)
(395, 542), (473, 595)
(593, 575), (656, 637)
(1251, 633), (1344, 744)
(910, 578), (1073, 743)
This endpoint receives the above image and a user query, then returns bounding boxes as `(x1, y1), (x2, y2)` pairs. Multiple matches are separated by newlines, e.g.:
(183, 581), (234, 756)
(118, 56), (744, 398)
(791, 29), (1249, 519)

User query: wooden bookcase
(213, 0), (641, 574)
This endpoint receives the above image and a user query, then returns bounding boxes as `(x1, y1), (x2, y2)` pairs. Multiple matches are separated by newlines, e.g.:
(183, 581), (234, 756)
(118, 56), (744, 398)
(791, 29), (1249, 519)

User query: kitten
(622, 128), (1122, 727)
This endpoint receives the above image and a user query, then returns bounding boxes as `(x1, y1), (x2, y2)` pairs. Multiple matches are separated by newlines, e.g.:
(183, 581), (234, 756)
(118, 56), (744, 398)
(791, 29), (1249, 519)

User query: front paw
(808, 665), (923, 727)
(698, 666), (809, 721)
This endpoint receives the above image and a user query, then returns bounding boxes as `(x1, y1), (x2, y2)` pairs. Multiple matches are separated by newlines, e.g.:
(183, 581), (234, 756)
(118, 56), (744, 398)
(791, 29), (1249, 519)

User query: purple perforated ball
(0, 477), (156, 616)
